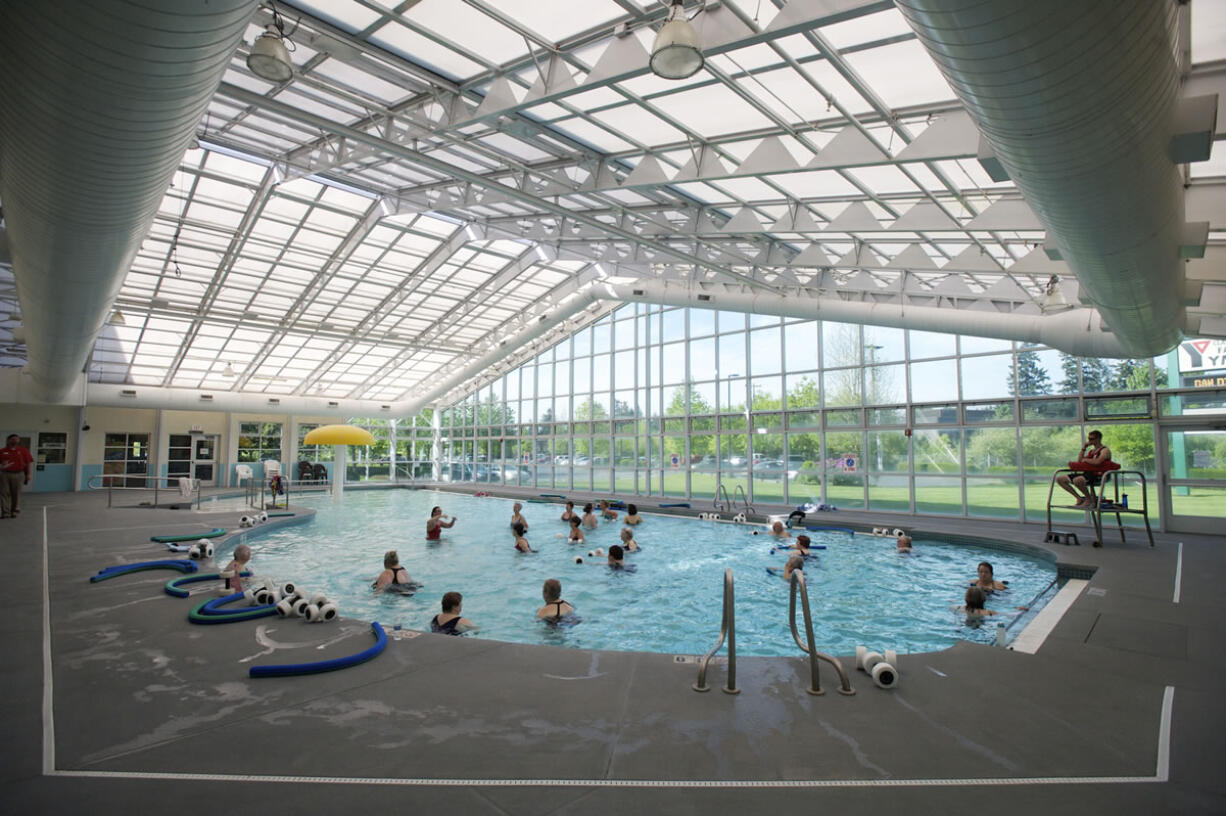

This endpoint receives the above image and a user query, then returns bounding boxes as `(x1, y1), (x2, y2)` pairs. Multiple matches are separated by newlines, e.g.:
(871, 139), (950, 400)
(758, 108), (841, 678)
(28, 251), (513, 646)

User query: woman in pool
(510, 502), (529, 531)
(536, 578), (574, 621)
(957, 586), (998, 618)
(426, 506), (456, 540)
(970, 561), (1007, 591)
(568, 515), (586, 544)
(619, 527), (639, 552)
(767, 554), (804, 582)
(599, 499), (618, 522)
(430, 591), (477, 635)
(623, 503), (642, 525)
(513, 522), (534, 553)
(560, 500), (576, 522)
(581, 503), (598, 528)
(786, 534), (811, 556)
(372, 549), (415, 592)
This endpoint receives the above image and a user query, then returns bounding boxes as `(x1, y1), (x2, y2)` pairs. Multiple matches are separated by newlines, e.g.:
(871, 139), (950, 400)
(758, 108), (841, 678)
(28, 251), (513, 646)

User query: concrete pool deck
(1, 487), (1223, 814)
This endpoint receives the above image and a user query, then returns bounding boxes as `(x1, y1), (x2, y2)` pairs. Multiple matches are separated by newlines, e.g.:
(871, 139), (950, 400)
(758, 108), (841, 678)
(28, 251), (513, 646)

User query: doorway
(169, 434), (219, 487)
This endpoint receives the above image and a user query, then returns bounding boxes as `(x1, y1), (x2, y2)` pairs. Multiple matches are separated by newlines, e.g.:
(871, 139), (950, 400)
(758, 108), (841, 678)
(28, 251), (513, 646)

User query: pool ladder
(693, 568), (739, 694)
(789, 571), (855, 696)
(714, 483), (755, 515)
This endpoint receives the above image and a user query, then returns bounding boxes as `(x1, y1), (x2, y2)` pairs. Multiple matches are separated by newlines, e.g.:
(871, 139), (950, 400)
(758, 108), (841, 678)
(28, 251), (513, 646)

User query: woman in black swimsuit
(430, 591), (477, 634)
(372, 550), (413, 592)
(535, 578), (574, 620)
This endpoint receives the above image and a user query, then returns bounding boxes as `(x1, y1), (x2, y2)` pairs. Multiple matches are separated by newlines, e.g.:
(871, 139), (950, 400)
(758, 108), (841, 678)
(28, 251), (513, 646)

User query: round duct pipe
(0, 1), (259, 403)
(896, 0), (1186, 357)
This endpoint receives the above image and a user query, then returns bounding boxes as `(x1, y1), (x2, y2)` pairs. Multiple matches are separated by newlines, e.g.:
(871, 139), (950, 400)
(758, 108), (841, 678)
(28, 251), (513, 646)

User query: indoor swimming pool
(221, 489), (1059, 657)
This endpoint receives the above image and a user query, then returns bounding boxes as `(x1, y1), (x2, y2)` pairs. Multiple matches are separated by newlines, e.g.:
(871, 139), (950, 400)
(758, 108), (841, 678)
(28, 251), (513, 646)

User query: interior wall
(0, 403), (79, 492)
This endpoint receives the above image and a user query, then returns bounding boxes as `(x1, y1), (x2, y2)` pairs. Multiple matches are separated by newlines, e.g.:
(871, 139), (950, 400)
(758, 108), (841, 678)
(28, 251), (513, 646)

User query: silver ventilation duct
(896, 0), (1187, 357)
(0, 1), (259, 402)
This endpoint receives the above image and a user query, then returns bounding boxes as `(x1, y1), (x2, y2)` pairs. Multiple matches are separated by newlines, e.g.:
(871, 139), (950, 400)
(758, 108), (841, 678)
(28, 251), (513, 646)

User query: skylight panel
(204, 151), (269, 183)
(408, 0), (532, 66)
(186, 202), (246, 230)
(369, 21), (484, 79)
(734, 67), (836, 123)
(820, 8), (913, 50)
(274, 89), (362, 122)
(711, 175), (784, 202)
(477, 131), (554, 162)
(842, 40), (956, 109)
(493, 0), (626, 43)
(547, 117), (635, 153)
(1192, 0), (1226, 62)
(310, 58), (408, 105)
(290, 0), (383, 34)
(653, 83), (777, 137)
(845, 164), (920, 196)
(591, 104), (686, 147)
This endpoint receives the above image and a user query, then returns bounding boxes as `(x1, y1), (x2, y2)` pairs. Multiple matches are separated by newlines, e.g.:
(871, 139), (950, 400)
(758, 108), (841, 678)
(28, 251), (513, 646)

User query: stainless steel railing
(87, 474), (202, 510)
(788, 570), (855, 696)
(694, 568), (739, 694)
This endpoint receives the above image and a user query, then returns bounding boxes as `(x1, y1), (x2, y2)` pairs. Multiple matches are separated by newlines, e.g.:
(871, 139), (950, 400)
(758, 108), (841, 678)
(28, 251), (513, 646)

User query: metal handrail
(788, 570), (855, 696)
(694, 568), (739, 694)
(732, 484), (755, 515)
(715, 482), (731, 512)
(87, 474), (202, 510)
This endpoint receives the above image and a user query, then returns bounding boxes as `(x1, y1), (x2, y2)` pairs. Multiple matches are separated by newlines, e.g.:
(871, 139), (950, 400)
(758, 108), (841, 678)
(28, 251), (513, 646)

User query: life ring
(249, 621), (387, 678)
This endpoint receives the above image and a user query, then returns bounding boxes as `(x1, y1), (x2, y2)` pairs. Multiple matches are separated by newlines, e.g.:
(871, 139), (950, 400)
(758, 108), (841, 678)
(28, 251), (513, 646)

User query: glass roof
(1, 0), (1221, 405)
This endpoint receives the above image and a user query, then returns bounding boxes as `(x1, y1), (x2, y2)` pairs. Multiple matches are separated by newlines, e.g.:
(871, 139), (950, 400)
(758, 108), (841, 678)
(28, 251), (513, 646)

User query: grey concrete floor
(1, 486), (1223, 814)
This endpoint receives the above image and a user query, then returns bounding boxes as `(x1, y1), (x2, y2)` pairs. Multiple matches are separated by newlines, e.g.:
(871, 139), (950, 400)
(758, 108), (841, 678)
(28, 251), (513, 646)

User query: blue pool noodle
(91, 560), (198, 582)
(806, 526), (855, 535)
(249, 621), (387, 678)
(659, 502), (690, 508)
(164, 571), (252, 598)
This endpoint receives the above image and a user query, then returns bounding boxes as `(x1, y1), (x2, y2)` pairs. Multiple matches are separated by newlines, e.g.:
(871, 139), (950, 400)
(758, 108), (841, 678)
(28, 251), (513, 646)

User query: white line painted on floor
(41, 506), (55, 775)
(1173, 542), (1183, 604)
(1010, 578), (1088, 655)
(46, 687), (1177, 790)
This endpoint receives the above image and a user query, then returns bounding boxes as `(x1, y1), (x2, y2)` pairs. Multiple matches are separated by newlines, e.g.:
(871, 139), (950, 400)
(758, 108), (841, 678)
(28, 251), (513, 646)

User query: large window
(431, 304), (1219, 524)
(237, 422), (282, 463)
(103, 432), (150, 487)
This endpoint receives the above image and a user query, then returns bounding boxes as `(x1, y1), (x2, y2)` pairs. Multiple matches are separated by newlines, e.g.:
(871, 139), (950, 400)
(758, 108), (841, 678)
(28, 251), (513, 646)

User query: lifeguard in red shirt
(0, 434), (34, 519)
(1056, 430), (1115, 508)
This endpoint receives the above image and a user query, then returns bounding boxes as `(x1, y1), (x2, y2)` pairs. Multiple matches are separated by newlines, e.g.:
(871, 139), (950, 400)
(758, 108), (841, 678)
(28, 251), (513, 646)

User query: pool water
(223, 489), (1058, 657)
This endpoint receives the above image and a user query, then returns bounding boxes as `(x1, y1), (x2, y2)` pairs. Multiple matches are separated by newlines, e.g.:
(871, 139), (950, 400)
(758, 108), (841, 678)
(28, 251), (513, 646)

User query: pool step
(1045, 530), (1080, 546)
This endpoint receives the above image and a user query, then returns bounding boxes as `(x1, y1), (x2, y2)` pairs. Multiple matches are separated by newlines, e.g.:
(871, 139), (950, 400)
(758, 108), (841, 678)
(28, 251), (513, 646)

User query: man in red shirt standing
(0, 434), (34, 518)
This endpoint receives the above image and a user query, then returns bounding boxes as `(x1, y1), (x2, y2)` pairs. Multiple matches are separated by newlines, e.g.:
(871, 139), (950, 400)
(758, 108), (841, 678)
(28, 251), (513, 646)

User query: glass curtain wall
(434, 304), (1222, 524)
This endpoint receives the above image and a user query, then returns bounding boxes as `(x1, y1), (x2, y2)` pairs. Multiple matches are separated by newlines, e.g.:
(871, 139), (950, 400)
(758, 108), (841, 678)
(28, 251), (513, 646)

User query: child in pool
(560, 500), (576, 522)
(897, 534), (913, 552)
(568, 515), (586, 544)
(222, 543), (252, 592)
(599, 499), (618, 522)
(619, 527), (639, 552)
(510, 502), (529, 531)
(607, 544), (626, 568)
(623, 503), (643, 525)
(513, 521), (533, 553)
(581, 503), (598, 528)
(955, 586), (1027, 618)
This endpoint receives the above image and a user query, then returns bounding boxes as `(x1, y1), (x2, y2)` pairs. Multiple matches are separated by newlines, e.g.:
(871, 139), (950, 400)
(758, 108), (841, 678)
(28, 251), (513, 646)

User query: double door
(168, 434), (218, 487)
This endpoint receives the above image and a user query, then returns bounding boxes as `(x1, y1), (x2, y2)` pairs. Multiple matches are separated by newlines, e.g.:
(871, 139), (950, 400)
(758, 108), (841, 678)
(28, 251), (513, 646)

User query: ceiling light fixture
(109, 310), (126, 326)
(246, 1), (296, 83)
(650, 0), (705, 80)
(223, 362), (237, 377)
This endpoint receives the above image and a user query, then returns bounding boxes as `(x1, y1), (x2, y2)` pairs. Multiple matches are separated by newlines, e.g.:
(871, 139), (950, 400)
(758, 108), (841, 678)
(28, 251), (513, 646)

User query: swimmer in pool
(770, 520), (792, 539)
(372, 549), (415, 592)
(426, 506), (456, 540)
(513, 522), (534, 553)
(970, 561), (1007, 591)
(623, 503), (642, 525)
(430, 591), (477, 635)
(560, 500), (576, 522)
(957, 586), (998, 618)
(599, 499), (619, 522)
(619, 527), (639, 552)
(607, 544), (626, 568)
(222, 543), (252, 592)
(897, 534), (913, 552)
(581, 503), (598, 528)
(787, 534), (812, 556)
(510, 502), (529, 531)
(568, 515), (586, 544)
(536, 578), (574, 621)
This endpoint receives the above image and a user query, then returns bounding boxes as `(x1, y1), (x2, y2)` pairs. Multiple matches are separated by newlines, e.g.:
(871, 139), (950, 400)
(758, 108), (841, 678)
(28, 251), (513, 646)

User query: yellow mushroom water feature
(302, 425), (375, 500)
